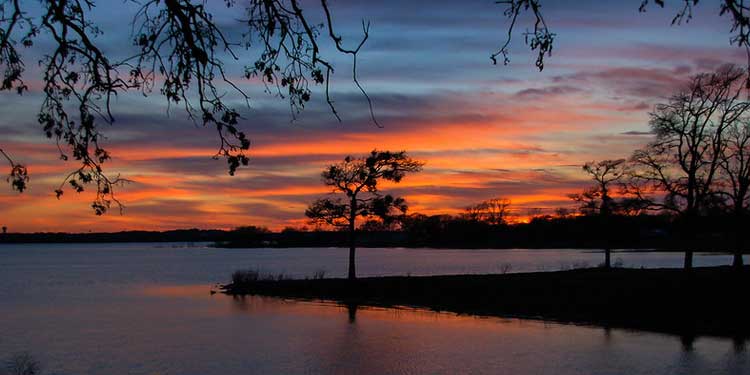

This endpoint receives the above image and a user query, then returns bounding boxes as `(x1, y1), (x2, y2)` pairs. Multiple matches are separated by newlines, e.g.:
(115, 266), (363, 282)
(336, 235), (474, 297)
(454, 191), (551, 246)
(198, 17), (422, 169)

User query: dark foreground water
(0, 243), (748, 374)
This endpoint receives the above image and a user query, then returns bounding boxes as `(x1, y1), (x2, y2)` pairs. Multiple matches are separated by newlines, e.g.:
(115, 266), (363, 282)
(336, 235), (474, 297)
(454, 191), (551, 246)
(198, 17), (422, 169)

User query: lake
(0, 243), (747, 374)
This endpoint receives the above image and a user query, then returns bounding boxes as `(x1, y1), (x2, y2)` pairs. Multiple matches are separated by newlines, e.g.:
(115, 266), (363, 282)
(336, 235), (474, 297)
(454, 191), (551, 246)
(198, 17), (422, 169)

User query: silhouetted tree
(571, 159), (628, 217)
(554, 207), (573, 218)
(305, 150), (423, 279)
(281, 226), (308, 233)
(228, 225), (271, 246)
(1, 0), (374, 213)
(464, 197), (512, 225)
(630, 65), (750, 268)
(720, 120), (750, 215)
(526, 207), (544, 221)
(571, 159), (628, 268)
(718, 119), (750, 267)
(359, 219), (395, 232)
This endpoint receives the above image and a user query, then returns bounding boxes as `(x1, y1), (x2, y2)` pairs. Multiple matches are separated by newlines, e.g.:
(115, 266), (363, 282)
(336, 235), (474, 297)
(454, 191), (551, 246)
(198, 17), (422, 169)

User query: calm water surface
(0, 243), (748, 374)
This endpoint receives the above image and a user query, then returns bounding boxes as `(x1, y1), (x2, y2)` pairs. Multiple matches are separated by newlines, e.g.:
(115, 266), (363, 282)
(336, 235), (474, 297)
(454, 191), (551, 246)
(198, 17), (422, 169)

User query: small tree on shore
(570, 159), (628, 268)
(305, 150), (423, 279)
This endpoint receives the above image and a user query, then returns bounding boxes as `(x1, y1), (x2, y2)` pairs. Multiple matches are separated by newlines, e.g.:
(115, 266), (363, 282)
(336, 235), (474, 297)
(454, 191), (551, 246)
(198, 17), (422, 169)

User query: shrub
(5, 352), (41, 375)
(312, 269), (327, 280)
(231, 269), (260, 285)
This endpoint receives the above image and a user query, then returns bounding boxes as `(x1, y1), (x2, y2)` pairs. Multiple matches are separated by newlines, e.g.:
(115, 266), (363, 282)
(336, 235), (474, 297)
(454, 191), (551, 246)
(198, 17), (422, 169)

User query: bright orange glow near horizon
(0, 1), (744, 233)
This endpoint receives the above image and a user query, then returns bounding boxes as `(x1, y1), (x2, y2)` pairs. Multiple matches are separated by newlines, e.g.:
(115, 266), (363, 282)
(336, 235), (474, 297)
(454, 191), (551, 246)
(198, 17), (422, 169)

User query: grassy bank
(223, 266), (750, 338)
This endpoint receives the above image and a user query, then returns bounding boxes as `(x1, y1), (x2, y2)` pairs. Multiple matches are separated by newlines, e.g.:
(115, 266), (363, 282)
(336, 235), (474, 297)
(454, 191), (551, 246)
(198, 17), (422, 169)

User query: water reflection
(681, 334), (696, 352)
(2, 283), (749, 375)
(2, 243), (750, 375)
(734, 337), (747, 353)
(346, 303), (358, 323)
(138, 284), (217, 298)
(223, 294), (748, 374)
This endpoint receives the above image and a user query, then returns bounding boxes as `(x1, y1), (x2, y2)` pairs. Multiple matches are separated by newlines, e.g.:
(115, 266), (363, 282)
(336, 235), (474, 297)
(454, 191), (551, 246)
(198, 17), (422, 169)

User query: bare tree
(305, 150), (423, 279)
(570, 159), (628, 268)
(719, 119), (750, 267)
(630, 65), (750, 268)
(1, 0), (374, 214)
(720, 120), (750, 215)
(464, 197), (512, 225)
(571, 159), (628, 217)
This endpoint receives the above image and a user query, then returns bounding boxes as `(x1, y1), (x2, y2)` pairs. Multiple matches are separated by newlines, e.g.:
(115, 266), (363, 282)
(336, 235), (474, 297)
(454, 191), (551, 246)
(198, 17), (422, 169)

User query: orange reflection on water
(138, 284), (219, 299)
(227, 293), (555, 332)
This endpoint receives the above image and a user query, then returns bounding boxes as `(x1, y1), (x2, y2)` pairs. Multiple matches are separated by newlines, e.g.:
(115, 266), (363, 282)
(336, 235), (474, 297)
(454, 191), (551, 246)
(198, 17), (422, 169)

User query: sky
(0, 0), (747, 232)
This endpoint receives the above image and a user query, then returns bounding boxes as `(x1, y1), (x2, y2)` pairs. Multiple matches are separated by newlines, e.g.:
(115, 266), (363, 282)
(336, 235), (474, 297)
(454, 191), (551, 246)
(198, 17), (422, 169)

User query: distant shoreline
(0, 236), (743, 254)
(223, 266), (750, 339)
(1, 214), (747, 251)
(0, 229), (231, 244)
(0, 224), (746, 253)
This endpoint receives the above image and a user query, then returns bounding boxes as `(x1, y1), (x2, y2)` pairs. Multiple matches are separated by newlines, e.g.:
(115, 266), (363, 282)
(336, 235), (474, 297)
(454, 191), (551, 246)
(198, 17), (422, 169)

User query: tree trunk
(733, 211), (744, 268)
(348, 198), (357, 280)
(684, 212), (695, 270)
(348, 239), (356, 280)
(684, 250), (693, 269)
(732, 251), (744, 268)
(604, 248), (611, 269)
(601, 212), (611, 269)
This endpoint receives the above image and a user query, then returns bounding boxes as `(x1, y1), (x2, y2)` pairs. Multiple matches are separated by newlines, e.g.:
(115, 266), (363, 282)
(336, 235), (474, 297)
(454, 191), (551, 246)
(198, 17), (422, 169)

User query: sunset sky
(0, 0), (746, 232)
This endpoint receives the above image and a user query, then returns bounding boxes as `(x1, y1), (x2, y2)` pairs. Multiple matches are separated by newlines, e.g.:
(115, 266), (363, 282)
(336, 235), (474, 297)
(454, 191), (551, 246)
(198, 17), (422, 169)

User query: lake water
(0, 243), (748, 374)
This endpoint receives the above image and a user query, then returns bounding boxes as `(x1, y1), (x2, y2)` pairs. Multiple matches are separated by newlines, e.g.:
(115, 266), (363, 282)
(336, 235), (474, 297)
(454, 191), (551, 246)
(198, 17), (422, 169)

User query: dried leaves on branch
(496, 0), (750, 74)
(1, 0), (375, 214)
(131, 0), (251, 177)
(1, 148), (27, 192)
(493, 0), (554, 71)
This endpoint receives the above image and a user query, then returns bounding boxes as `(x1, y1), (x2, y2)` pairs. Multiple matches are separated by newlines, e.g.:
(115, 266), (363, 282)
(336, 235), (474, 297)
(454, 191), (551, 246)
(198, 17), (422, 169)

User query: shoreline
(223, 266), (750, 339)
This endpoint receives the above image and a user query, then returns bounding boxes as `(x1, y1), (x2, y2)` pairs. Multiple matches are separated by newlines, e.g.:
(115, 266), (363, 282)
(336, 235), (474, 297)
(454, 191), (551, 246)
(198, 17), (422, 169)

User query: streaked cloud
(0, 1), (743, 231)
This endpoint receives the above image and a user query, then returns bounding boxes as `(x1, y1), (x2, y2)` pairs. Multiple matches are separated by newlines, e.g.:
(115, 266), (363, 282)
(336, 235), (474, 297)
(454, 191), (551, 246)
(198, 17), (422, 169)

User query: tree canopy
(306, 150), (423, 279)
(630, 65), (750, 216)
(566, 64), (750, 268)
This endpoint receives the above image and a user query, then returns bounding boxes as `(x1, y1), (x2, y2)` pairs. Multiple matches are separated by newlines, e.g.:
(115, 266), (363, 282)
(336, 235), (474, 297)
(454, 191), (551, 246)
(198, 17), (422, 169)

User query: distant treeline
(0, 229), (231, 244)
(223, 213), (748, 251)
(1, 214), (746, 251)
